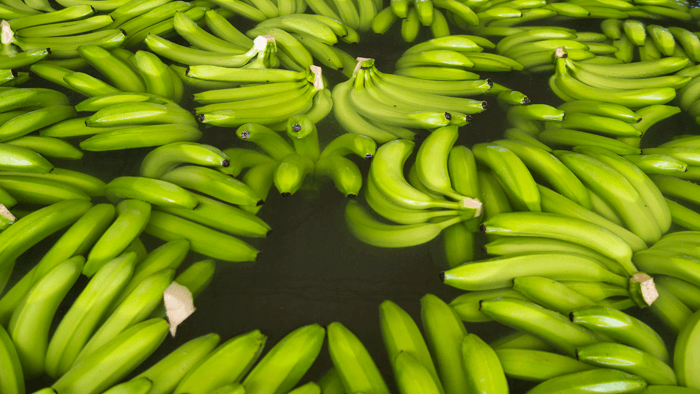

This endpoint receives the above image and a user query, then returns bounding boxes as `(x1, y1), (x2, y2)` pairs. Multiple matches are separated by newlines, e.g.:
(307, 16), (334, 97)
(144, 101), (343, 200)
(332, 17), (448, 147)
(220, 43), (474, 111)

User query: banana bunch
(395, 35), (523, 72)
(370, 0), (482, 41)
(190, 65), (328, 128)
(145, 12), (279, 68)
(34, 92), (200, 151)
(346, 129), (483, 248)
(599, 19), (699, 64)
(332, 57), (490, 143)
(549, 49), (686, 108)
(491, 26), (624, 73)
(247, 14), (359, 72)
(30, 46), (186, 102)
(230, 115), (375, 203)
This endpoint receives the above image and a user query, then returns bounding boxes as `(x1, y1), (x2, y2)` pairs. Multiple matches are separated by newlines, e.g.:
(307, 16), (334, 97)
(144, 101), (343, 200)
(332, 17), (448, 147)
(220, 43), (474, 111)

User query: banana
(576, 342), (676, 385)
(394, 352), (442, 394)
(86, 102), (198, 127)
(144, 210), (260, 262)
(485, 237), (627, 276)
(320, 134), (377, 160)
(673, 306), (700, 389)
(7, 5), (93, 29)
(318, 368), (344, 394)
(157, 193), (271, 237)
(420, 294), (468, 394)
(556, 150), (662, 245)
(490, 331), (554, 352)
(557, 100), (641, 123)
(104, 176), (198, 209)
(102, 377), (153, 394)
(442, 252), (627, 291)
(75, 268), (175, 365)
(0, 199), (91, 273)
(372, 6), (399, 33)
(478, 170), (512, 220)
(286, 114), (320, 161)
(176, 11), (247, 53)
(74, 92), (153, 112)
(241, 161), (277, 214)
(450, 288), (527, 323)
(331, 78), (397, 144)
(496, 348), (595, 381)
(526, 369), (647, 394)
(45, 253), (137, 378)
(82, 199), (150, 276)
(327, 321), (391, 394)
(380, 300), (444, 394)
(0, 48), (50, 69)
(108, 239), (190, 314)
(9, 256), (83, 378)
(480, 297), (605, 357)
(315, 155), (362, 197)
(346, 199), (464, 247)
(473, 143), (541, 212)
(242, 324), (325, 394)
(570, 305), (669, 364)
(538, 128), (641, 155)
(0, 105), (76, 142)
(0, 324), (23, 394)
(236, 123), (296, 161)
(364, 175), (460, 225)
(274, 153), (314, 196)
(4, 136), (81, 160)
(144, 33), (261, 67)
(193, 80), (306, 105)
(537, 185), (647, 252)
(160, 165), (262, 206)
(0, 142), (53, 173)
(648, 280), (693, 334)
(83, 125), (203, 152)
(174, 259), (215, 299)
(493, 139), (591, 209)
(415, 125), (471, 202)
(654, 275), (700, 311)
(76, 44), (146, 93)
(514, 276), (597, 314)
(51, 318), (170, 394)
(219, 148), (275, 177)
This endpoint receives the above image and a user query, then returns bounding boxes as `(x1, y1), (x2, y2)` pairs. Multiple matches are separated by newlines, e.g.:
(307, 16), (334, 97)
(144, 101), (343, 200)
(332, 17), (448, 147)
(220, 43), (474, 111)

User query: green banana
(496, 348), (595, 381)
(526, 369), (647, 394)
(576, 342), (677, 385)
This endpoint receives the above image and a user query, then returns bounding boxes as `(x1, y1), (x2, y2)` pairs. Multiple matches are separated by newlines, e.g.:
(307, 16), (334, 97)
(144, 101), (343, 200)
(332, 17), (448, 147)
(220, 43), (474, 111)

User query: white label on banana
(633, 272), (659, 306)
(463, 197), (483, 217)
(0, 204), (15, 222)
(254, 35), (275, 52)
(1, 20), (13, 45)
(164, 282), (196, 337)
(310, 65), (324, 90)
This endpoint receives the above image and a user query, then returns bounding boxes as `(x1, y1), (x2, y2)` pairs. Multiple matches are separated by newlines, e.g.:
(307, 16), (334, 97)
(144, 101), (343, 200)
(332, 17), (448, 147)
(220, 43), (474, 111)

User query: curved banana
(496, 348), (595, 381)
(45, 253), (138, 378)
(394, 352), (442, 394)
(0, 321), (25, 394)
(160, 165), (262, 206)
(570, 305), (670, 364)
(327, 321), (391, 394)
(526, 369), (647, 394)
(461, 333), (508, 394)
(480, 297), (604, 357)
(104, 176), (198, 209)
(102, 377), (153, 394)
(576, 342), (677, 385)
(0, 142), (53, 173)
(144, 210), (259, 262)
(9, 256), (83, 378)
(51, 318), (170, 394)
(274, 153), (315, 196)
(420, 294), (468, 394)
(315, 155), (362, 197)
(243, 324), (325, 394)
(83, 199), (151, 277)
(75, 268), (175, 365)
(513, 276), (597, 314)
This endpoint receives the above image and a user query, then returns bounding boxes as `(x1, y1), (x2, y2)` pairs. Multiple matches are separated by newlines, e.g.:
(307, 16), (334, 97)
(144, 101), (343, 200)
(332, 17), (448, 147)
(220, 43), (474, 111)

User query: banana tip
(478, 299), (484, 310)
(364, 153), (373, 159)
(221, 159), (230, 168)
(486, 78), (493, 88)
(439, 272), (445, 282)
(522, 97), (530, 104)
(281, 192), (291, 197)
(482, 101), (488, 109)
(479, 223), (486, 232)
(574, 349), (580, 360)
(347, 194), (357, 199)
(256, 199), (264, 206)
(185, 66), (191, 76)
(46, 48), (52, 55)
(266, 229), (273, 237)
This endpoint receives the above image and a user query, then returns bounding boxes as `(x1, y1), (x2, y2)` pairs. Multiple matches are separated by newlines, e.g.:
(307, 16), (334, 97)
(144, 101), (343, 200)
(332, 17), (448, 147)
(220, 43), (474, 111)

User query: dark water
(10, 13), (697, 392)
